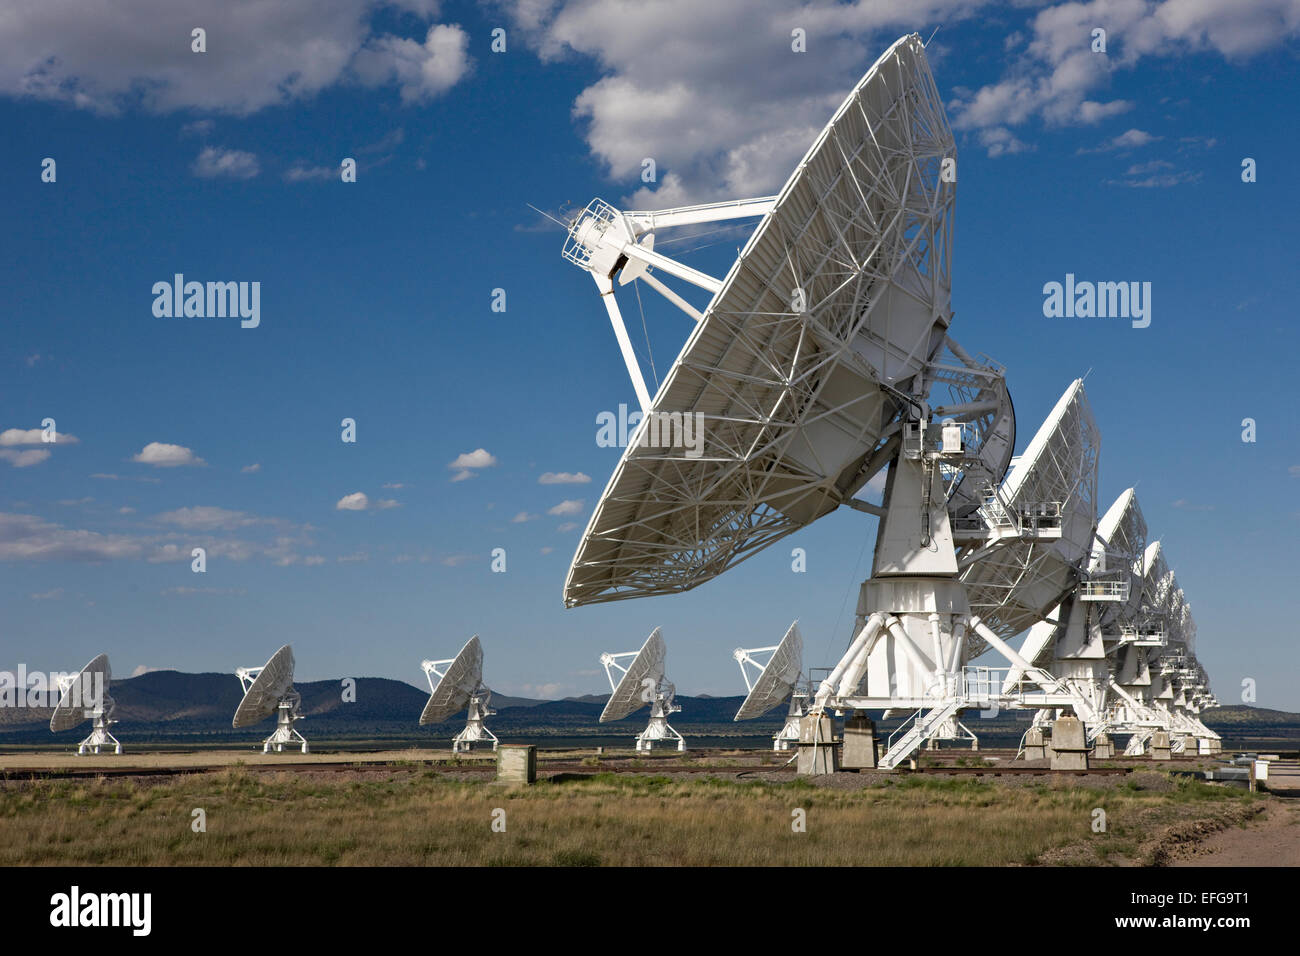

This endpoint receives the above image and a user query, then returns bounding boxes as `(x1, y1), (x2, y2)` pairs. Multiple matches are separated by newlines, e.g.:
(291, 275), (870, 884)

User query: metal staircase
(880, 698), (966, 769)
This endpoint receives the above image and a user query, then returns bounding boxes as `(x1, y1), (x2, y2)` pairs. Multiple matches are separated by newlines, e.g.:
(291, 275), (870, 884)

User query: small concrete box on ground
(797, 714), (838, 775)
(1049, 716), (1088, 771)
(1093, 734), (1114, 759)
(1149, 731), (1172, 760)
(1023, 726), (1048, 761)
(842, 715), (878, 770)
(496, 744), (536, 784)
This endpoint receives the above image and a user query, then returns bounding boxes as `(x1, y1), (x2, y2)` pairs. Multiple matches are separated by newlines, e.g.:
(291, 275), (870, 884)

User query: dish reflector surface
(233, 644), (295, 728)
(735, 622), (804, 720)
(959, 379), (1099, 643)
(50, 653), (111, 732)
(420, 635), (484, 725)
(600, 628), (667, 722)
(566, 33), (955, 607)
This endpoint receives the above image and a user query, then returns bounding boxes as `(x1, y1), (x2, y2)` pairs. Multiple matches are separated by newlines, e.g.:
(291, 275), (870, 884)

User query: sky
(3, 0), (1298, 711)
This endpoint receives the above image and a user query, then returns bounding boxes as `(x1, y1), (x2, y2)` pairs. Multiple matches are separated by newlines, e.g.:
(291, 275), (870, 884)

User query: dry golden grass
(0, 770), (1254, 866)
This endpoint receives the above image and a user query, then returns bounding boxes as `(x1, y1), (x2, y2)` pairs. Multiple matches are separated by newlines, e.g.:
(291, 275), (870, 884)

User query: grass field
(0, 765), (1263, 866)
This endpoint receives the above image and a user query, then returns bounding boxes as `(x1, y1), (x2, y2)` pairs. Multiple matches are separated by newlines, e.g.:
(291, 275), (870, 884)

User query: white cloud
(304, 555), (327, 565)
(382, 482), (405, 489)
(241, 463), (261, 473)
(0, 1), (470, 116)
(556, 521), (579, 532)
(376, 498), (402, 509)
(29, 588), (64, 600)
(538, 471), (591, 484)
(284, 163), (337, 183)
(336, 492), (369, 511)
(0, 448), (51, 468)
(192, 145), (259, 179)
(548, 499), (585, 516)
(511, 511), (536, 523)
(353, 23), (472, 103)
(155, 506), (261, 531)
(449, 447), (497, 482)
(498, 0), (996, 202)
(0, 512), (145, 561)
(132, 441), (206, 467)
(950, 0), (1300, 151)
(338, 552), (370, 562)
(0, 427), (79, 445)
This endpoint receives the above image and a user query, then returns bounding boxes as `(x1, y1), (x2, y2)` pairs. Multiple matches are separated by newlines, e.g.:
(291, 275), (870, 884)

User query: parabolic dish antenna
(49, 652), (120, 755)
(556, 33), (1013, 609)
(599, 628), (684, 751)
(234, 644), (308, 754)
(419, 635), (498, 752)
(957, 378), (1099, 649)
(733, 621), (807, 751)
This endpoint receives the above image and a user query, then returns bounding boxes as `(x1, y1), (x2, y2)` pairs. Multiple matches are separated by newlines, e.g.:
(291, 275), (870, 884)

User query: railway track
(1, 759), (1139, 781)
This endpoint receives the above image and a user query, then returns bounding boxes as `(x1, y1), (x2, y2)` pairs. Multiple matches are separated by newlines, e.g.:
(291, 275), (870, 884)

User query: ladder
(880, 698), (965, 769)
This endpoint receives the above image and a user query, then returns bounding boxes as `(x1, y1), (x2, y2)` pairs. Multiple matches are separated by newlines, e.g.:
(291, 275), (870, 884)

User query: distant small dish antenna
(50, 653), (120, 755)
(599, 627), (685, 752)
(733, 621), (806, 751)
(234, 644), (308, 754)
(420, 635), (498, 753)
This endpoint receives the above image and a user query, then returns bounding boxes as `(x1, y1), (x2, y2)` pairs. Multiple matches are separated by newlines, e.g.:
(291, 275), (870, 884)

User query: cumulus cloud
(336, 492), (370, 511)
(353, 23), (472, 102)
(155, 506), (263, 531)
(192, 146), (259, 179)
(0, 1), (472, 116)
(547, 499), (585, 516)
(241, 463), (261, 473)
(132, 441), (206, 467)
(0, 512), (145, 561)
(0, 427), (79, 445)
(497, 0), (996, 202)
(449, 447), (497, 482)
(538, 471), (591, 484)
(0, 448), (51, 468)
(949, 0), (1300, 150)
(511, 511), (536, 523)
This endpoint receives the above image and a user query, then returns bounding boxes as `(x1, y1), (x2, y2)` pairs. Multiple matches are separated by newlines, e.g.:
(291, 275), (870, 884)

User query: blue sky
(3, 1), (1298, 710)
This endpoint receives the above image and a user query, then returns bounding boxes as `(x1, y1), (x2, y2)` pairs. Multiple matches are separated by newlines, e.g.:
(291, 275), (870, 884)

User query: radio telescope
(733, 621), (807, 750)
(545, 32), (1200, 769)
(419, 635), (498, 752)
(234, 644), (308, 753)
(599, 628), (684, 752)
(50, 653), (120, 755)
(1003, 487), (1146, 740)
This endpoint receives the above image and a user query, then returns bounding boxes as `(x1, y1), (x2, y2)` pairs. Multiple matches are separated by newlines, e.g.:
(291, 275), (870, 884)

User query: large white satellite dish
(234, 644), (308, 754)
(419, 635), (498, 753)
(556, 33), (1014, 612)
(545, 32), (1194, 770)
(50, 652), (120, 755)
(733, 621), (806, 751)
(599, 627), (684, 752)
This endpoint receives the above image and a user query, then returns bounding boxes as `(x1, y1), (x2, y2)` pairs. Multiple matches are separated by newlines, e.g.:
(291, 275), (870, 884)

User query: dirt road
(1172, 798), (1300, 866)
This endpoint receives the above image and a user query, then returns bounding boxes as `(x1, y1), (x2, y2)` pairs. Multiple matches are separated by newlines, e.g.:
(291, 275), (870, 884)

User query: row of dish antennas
(545, 32), (1219, 770)
(46, 635), (685, 757)
(47, 640), (500, 756)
